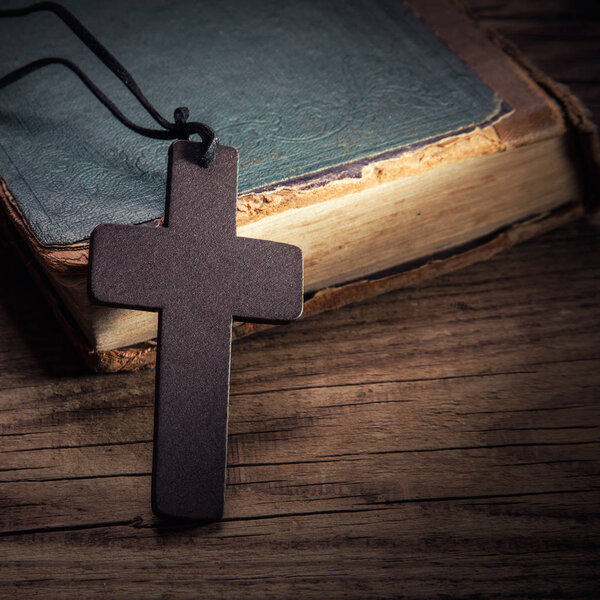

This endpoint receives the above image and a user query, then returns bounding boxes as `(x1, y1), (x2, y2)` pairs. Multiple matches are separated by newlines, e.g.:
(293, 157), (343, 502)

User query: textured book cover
(0, 0), (503, 248)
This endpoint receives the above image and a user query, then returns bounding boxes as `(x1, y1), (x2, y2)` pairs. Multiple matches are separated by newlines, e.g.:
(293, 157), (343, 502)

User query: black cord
(0, 2), (218, 166)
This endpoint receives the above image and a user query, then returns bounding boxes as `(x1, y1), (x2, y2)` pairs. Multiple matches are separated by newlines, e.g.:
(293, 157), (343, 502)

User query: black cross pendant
(88, 142), (304, 521)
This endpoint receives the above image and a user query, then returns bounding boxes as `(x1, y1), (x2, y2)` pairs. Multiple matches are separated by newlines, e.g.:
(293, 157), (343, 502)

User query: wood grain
(0, 2), (599, 598)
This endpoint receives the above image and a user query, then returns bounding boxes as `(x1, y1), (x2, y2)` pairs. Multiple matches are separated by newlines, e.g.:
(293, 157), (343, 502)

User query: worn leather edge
(443, 0), (600, 217)
(0, 0), (586, 274)
(0, 177), (90, 271)
(0, 123), (509, 276)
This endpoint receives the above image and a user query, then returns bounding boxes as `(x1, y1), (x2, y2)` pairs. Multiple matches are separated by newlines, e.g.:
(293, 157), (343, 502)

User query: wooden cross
(89, 141), (303, 521)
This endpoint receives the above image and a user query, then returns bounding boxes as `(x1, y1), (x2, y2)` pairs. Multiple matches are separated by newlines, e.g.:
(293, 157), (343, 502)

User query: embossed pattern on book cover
(0, 0), (503, 245)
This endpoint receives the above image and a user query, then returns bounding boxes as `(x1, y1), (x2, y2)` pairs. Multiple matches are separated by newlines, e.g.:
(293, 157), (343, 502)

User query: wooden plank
(1, 359), (599, 532)
(1, 219), (599, 599)
(1, 495), (598, 599)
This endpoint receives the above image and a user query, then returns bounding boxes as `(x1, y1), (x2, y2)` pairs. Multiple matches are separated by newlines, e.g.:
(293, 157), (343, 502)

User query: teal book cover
(0, 0), (503, 247)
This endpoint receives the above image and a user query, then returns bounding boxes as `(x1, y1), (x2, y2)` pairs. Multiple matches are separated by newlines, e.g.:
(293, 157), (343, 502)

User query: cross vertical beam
(89, 142), (303, 521)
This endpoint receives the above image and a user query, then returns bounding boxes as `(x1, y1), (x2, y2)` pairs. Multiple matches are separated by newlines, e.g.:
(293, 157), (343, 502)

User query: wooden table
(1, 2), (599, 598)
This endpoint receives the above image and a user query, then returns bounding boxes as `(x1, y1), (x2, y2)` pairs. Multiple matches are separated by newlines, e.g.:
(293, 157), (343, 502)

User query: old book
(0, 0), (597, 372)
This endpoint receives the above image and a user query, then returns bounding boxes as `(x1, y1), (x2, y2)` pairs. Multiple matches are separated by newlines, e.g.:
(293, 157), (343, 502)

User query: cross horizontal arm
(89, 223), (170, 310)
(230, 237), (303, 322)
